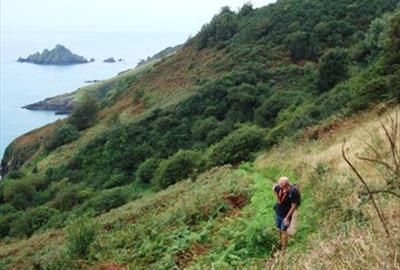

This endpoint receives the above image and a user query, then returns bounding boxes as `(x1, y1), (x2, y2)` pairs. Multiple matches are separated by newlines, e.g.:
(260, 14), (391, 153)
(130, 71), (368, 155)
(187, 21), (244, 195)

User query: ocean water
(0, 30), (188, 158)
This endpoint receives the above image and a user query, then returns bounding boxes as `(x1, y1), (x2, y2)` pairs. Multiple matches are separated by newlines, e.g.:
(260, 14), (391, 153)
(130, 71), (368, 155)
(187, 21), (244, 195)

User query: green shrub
(66, 219), (97, 259)
(29, 206), (59, 232)
(8, 206), (58, 238)
(285, 31), (319, 61)
(384, 12), (400, 73)
(6, 171), (24, 179)
(153, 150), (205, 189)
(46, 124), (79, 150)
(209, 125), (265, 166)
(205, 121), (233, 145)
(9, 211), (32, 237)
(350, 77), (389, 111)
(68, 96), (98, 130)
(51, 185), (93, 211)
(136, 158), (161, 184)
(318, 47), (350, 92)
(0, 212), (18, 237)
(194, 6), (238, 50)
(191, 117), (219, 142)
(3, 179), (36, 210)
(82, 188), (128, 215)
(254, 92), (292, 127)
(388, 70), (400, 101)
(102, 172), (130, 189)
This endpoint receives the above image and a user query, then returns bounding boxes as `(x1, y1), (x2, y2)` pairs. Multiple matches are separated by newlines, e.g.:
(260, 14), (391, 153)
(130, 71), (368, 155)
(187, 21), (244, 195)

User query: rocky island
(103, 57), (124, 63)
(17, 44), (91, 65)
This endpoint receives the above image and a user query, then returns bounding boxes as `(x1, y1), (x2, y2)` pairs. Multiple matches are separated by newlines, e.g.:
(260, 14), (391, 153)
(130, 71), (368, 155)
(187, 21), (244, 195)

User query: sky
(1, 0), (276, 35)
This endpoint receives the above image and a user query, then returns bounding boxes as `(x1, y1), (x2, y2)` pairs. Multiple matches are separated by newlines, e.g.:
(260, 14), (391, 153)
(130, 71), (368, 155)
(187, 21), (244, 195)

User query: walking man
(273, 176), (300, 249)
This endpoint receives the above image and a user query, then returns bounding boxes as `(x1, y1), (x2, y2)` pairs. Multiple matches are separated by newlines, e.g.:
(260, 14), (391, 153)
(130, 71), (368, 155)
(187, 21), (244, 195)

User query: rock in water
(103, 57), (116, 63)
(17, 44), (89, 65)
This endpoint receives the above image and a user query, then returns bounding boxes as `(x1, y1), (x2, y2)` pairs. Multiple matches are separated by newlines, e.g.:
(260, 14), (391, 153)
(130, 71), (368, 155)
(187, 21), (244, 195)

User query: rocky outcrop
(17, 44), (90, 65)
(103, 57), (116, 63)
(23, 93), (75, 115)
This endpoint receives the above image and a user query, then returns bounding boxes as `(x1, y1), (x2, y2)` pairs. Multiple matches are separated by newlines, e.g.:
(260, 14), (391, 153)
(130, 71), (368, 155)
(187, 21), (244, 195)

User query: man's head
(278, 176), (289, 189)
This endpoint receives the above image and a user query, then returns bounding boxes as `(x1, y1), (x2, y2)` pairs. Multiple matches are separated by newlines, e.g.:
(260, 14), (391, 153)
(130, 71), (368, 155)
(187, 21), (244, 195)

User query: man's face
(279, 182), (289, 189)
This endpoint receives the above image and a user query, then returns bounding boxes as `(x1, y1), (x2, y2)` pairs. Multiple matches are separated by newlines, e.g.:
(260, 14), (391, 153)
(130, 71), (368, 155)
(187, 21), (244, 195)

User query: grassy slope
(3, 46), (224, 174)
(1, 1), (399, 268)
(1, 105), (398, 270)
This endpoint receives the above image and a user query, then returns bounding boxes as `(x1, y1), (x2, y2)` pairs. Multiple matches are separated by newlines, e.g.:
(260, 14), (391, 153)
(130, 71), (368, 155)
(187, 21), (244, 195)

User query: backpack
(290, 184), (301, 207)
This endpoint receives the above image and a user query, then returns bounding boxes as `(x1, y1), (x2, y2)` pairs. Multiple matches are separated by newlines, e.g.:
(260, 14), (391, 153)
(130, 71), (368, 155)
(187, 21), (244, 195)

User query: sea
(0, 30), (188, 158)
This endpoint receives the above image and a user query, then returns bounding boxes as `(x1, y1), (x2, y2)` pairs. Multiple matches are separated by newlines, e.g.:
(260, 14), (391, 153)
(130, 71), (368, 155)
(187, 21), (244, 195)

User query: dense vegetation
(1, 0), (399, 269)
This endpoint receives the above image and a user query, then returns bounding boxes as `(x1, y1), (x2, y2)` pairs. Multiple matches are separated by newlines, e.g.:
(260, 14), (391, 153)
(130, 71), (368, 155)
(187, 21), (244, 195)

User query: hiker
(272, 176), (300, 249)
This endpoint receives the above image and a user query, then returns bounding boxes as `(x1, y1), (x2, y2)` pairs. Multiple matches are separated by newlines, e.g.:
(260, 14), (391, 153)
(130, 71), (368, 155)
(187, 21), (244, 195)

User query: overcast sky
(1, 0), (276, 34)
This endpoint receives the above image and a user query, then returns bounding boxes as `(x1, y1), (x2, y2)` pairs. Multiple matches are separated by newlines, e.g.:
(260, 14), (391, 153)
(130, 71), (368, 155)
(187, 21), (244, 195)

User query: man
(272, 176), (300, 249)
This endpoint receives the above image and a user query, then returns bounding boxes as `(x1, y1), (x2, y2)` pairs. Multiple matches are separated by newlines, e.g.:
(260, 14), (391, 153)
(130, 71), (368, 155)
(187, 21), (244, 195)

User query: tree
(238, 2), (253, 17)
(153, 150), (205, 189)
(46, 123), (79, 150)
(135, 158), (160, 184)
(195, 6), (238, 50)
(286, 31), (319, 61)
(68, 96), (98, 130)
(364, 16), (389, 58)
(3, 179), (36, 210)
(317, 47), (350, 92)
(209, 125), (265, 166)
(384, 12), (400, 73)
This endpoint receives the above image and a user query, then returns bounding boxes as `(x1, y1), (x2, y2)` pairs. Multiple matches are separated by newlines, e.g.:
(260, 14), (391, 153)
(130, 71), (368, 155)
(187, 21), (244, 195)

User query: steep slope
(0, 0), (399, 269)
(0, 104), (398, 270)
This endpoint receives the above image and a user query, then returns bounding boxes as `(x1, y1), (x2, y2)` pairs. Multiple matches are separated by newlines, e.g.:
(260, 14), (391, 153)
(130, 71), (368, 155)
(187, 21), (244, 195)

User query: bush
(6, 171), (24, 179)
(136, 158), (161, 184)
(46, 124), (79, 150)
(384, 12), (400, 73)
(3, 179), (36, 210)
(9, 211), (31, 237)
(388, 70), (400, 101)
(68, 96), (98, 130)
(195, 6), (238, 50)
(81, 188), (128, 215)
(153, 150), (205, 189)
(191, 117), (219, 142)
(29, 206), (59, 232)
(209, 125), (265, 166)
(285, 31), (319, 61)
(317, 47), (350, 92)
(102, 172), (130, 189)
(8, 206), (59, 238)
(66, 219), (97, 259)
(51, 185), (93, 211)
(254, 92), (292, 127)
(349, 77), (389, 112)
(0, 211), (18, 237)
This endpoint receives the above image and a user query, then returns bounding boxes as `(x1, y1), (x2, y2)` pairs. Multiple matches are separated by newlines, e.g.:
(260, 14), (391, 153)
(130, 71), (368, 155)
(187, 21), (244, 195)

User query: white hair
(278, 176), (289, 185)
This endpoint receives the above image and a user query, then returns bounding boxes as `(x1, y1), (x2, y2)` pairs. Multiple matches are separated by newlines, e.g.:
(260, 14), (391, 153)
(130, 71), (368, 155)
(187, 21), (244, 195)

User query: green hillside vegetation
(1, 0), (399, 269)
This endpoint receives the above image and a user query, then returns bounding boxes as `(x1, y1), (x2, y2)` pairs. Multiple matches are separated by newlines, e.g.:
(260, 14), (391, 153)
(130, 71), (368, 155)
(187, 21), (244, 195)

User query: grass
(0, 106), (399, 269)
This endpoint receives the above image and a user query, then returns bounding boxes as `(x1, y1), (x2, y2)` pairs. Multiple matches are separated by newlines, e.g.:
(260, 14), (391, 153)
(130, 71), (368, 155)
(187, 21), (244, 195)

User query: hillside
(1, 102), (398, 270)
(1, 0), (399, 269)
(22, 45), (183, 115)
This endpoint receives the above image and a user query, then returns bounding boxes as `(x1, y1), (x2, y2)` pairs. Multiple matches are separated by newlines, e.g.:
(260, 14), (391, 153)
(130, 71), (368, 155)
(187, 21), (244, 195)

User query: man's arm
(272, 184), (279, 201)
(283, 203), (297, 225)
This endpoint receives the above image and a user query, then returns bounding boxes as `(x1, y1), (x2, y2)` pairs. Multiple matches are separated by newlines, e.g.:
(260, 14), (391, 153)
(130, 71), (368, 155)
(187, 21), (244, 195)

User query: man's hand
(283, 217), (290, 226)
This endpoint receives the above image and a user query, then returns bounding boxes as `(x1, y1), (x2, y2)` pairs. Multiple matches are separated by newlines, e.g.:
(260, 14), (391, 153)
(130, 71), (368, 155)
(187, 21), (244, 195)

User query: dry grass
(253, 105), (400, 270)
